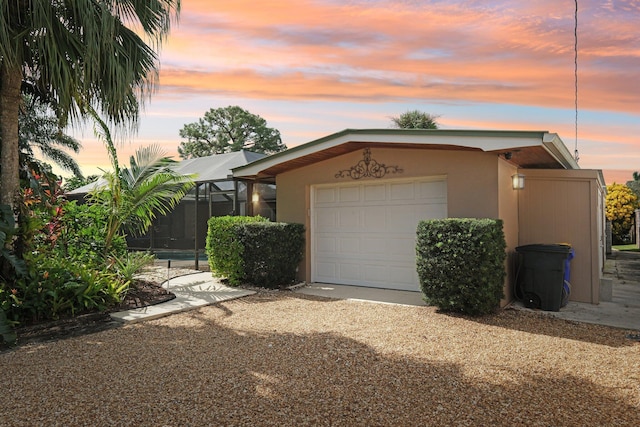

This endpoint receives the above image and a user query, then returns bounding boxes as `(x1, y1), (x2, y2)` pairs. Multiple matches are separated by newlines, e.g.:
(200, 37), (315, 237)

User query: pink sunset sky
(69, 0), (640, 185)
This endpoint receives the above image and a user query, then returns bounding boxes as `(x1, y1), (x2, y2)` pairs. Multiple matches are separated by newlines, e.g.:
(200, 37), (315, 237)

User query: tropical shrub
(57, 201), (127, 267)
(110, 251), (156, 283)
(206, 215), (269, 284)
(416, 218), (506, 316)
(0, 204), (26, 280)
(605, 183), (638, 244)
(5, 250), (128, 324)
(1, 198), (130, 328)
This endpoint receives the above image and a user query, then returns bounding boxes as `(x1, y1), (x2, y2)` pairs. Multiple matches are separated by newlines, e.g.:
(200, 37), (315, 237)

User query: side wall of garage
(517, 169), (605, 304)
(276, 147), (504, 284)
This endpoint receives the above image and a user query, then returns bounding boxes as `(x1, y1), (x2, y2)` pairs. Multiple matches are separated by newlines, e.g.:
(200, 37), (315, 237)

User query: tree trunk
(0, 62), (23, 208)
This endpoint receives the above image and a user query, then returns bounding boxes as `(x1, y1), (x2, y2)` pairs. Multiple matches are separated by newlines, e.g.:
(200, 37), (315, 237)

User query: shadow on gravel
(2, 311), (638, 426)
(465, 309), (637, 348)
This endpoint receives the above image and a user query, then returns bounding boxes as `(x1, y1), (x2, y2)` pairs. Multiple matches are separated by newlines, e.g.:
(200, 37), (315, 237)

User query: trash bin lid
(516, 244), (572, 254)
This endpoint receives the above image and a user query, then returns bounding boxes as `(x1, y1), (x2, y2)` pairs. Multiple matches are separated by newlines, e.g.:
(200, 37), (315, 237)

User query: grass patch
(613, 244), (640, 252)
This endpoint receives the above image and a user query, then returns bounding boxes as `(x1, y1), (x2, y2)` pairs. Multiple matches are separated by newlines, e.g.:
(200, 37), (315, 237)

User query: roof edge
(232, 128), (554, 177)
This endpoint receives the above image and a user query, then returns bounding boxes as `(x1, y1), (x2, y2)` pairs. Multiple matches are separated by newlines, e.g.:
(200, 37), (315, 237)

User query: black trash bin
(515, 244), (574, 311)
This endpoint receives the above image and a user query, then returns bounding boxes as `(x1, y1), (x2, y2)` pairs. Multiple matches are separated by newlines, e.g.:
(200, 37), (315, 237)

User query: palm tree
(89, 116), (194, 254)
(18, 94), (83, 178)
(0, 0), (180, 207)
(390, 110), (440, 129)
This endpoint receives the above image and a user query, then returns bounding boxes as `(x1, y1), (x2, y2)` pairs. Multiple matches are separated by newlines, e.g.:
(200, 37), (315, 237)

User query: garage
(311, 177), (447, 291)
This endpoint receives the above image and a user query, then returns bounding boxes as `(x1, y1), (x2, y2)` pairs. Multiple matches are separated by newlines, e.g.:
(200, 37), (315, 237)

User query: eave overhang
(233, 129), (579, 181)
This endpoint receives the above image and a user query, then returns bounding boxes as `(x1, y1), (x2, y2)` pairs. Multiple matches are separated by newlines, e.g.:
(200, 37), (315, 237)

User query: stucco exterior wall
(498, 159), (519, 305)
(276, 147), (504, 283)
(517, 169), (604, 304)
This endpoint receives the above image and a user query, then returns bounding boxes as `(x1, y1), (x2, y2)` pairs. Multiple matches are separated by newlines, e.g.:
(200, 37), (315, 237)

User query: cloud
(157, 0), (639, 114)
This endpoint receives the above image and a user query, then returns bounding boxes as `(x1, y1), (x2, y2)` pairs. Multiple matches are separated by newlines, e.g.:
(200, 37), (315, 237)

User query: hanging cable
(574, 0), (579, 163)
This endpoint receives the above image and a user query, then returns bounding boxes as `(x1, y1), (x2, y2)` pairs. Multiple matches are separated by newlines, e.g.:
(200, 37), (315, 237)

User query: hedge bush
(206, 215), (269, 284)
(206, 216), (305, 288)
(416, 218), (506, 316)
(238, 222), (305, 288)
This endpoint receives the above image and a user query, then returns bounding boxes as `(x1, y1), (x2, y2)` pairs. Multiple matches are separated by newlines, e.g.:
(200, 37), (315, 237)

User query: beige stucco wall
(517, 169), (604, 304)
(276, 147), (507, 284)
(498, 160), (519, 305)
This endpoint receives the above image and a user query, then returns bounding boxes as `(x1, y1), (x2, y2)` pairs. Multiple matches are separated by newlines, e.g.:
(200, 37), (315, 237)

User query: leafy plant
(0, 308), (17, 347)
(0, 204), (26, 279)
(111, 252), (156, 283)
(89, 115), (195, 255)
(238, 222), (305, 288)
(206, 215), (269, 284)
(416, 218), (506, 316)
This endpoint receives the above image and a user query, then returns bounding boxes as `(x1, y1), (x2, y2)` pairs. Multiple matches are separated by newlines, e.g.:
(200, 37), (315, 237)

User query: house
(233, 129), (606, 305)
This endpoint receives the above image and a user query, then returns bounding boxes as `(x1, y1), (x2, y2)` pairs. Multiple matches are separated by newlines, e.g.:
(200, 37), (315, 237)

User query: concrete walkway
(111, 252), (640, 332)
(110, 272), (255, 323)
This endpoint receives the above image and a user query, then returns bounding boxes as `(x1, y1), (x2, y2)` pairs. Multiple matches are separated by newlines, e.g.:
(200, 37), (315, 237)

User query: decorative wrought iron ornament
(335, 148), (403, 180)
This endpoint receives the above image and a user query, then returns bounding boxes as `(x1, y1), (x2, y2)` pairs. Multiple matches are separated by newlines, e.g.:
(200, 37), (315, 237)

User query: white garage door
(312, 177), (447, 291)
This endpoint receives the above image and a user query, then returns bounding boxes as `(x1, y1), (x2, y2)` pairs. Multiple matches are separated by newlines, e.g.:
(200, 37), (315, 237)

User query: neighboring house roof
(67, 150), (266, 195)
(176, 150), (266, 182)
(232, 129), (579, 181)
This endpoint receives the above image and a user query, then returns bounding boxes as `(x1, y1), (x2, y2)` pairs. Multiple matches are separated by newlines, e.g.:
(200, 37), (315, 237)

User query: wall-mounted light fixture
(252, 191), (260, 203)
(512, 173), (525, 190)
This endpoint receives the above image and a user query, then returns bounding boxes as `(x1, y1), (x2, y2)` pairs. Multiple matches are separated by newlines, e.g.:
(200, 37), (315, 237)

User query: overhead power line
(574, 0), (579, 163)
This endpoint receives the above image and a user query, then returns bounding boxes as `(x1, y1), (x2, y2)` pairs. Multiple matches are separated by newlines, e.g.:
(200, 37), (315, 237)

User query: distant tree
(627, 172), (640, 199)
(606, 183), (639, 244)
(390, 110), (440, 129)
(178, 106), (286, 158)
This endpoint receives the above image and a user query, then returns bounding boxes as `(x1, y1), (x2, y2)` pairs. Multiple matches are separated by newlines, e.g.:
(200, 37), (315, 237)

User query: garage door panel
(384, 237), (416, 256)
(338, 263), (361, 281)
(316, 208), (337, 228)
(316, 236), (336, 254)
(339, 237), (361, 254)
(362, 209), (386, 229)
(364, 184), (386, 201)
(316, 262), (336, 279)
(337, 208), (360, 228)
(385, 266), (418, 288)
(313, 177), (447, 291)
(363, 264), (389, 284)
(316, 187), (337, 203)
(339, 186), (360, 202)
(390, 182), (416, 200)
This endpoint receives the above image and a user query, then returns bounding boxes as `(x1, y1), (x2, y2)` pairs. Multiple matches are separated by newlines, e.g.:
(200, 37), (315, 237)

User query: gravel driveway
(2, 292), (639, 426)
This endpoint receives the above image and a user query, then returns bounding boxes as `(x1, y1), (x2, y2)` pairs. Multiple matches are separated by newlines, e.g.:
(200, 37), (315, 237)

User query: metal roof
(68, 150), (266, 195)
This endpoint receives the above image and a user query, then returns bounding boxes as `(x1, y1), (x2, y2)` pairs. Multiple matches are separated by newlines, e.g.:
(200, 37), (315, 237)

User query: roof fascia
(542, 132), (580, 170)
(233, 129), (551, 177)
